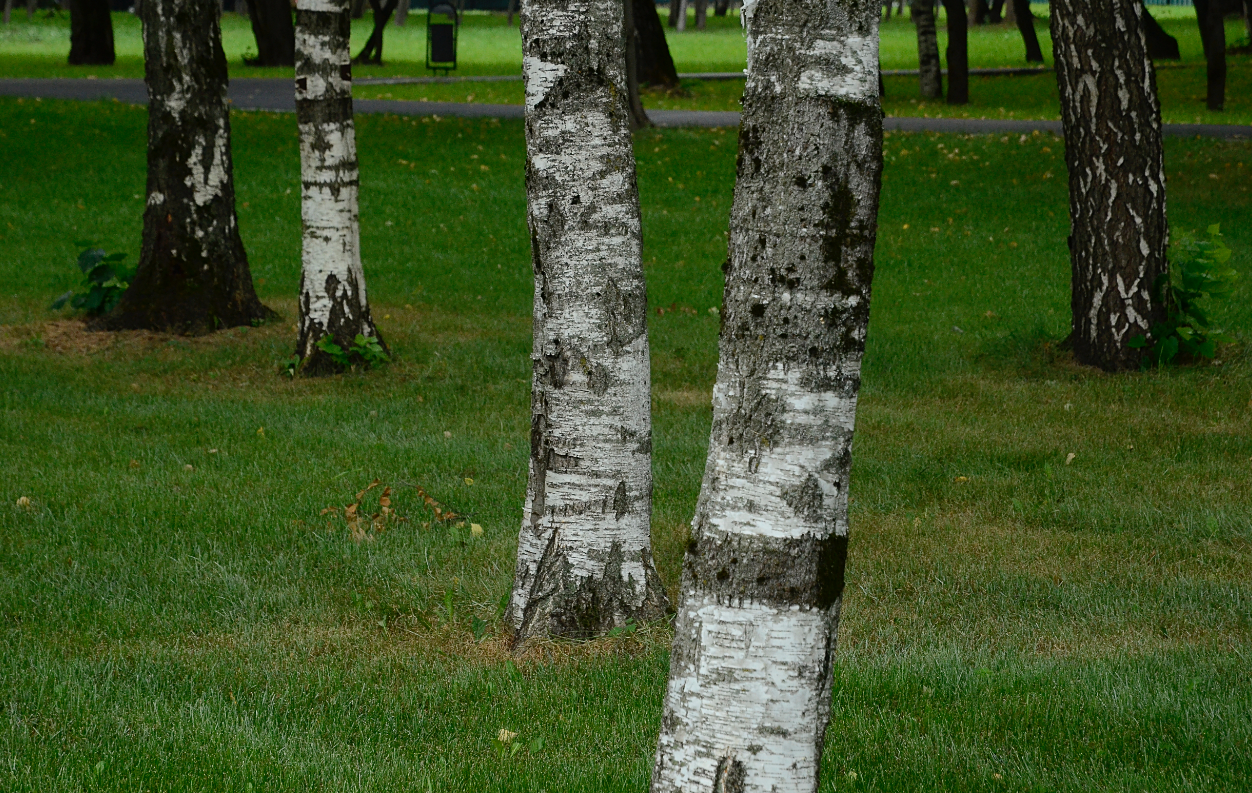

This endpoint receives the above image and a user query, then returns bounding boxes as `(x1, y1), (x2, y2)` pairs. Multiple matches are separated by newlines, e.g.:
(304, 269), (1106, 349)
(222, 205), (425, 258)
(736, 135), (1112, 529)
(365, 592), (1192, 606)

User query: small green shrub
(50, 241), (134, 316)
(1130, 224), (1237, 366)
(314, 333), (389, 370)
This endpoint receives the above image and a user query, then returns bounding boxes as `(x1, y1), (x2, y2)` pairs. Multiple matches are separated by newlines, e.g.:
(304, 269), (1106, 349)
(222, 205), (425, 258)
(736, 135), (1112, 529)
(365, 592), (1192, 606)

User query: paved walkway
(2, 78), (1248, 138)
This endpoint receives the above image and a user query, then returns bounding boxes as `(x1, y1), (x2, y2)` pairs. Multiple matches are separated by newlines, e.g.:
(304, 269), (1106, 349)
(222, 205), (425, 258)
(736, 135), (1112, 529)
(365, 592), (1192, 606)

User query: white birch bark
(651, 0), (883, 790)
(294, 0), (385, 374)
(507, 0), (669, 643)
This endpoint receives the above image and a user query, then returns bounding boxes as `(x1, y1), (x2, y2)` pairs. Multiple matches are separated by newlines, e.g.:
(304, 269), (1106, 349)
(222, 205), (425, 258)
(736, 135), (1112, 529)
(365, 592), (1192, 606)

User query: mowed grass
(1, 96), (1251, 791)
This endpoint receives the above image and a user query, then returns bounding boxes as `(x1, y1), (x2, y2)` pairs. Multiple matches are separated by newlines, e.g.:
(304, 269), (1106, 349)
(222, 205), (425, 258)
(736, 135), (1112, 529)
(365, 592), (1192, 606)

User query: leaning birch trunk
(294, 0), (386, 375)
(507, 0), (669, 644)
(912, 0), (942, 99)
(651, 0), (882, 789)
(1051, 0), (1167, 371)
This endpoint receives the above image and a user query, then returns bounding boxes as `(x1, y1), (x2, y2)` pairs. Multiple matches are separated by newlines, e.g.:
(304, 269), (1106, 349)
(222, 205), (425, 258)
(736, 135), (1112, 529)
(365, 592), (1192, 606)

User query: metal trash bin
(426, 2), (459, 74)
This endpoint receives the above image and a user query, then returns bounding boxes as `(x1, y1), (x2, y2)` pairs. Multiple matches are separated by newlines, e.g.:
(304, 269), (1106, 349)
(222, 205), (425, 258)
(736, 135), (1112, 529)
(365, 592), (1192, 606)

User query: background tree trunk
(508, 0), (669, 645)
(507, 0), (516, 25)
(675, 0), (687, 30)
(942, 0), (968, 103)
(1051, 0), (1167, 371)
(294, 0), (385, 375)
(668, 0), (680, 27)
(714, 0), (729, 15)
(972, 0), (990, 24)
(913, 0), (943, 99)
(68, 0), (115, 65)
(4, 0), (13, 26)
(623, 0), (652, 129)
(236, 0), (248, 19)
(353, 0), (398, 64)
(1142, 7), (1180, 60)
(246, 0), (295, 66)
(393, 0), (406, 26)
(26, 0), (34, 22)
(351, 0), (365, 19)
(694, 0), (707, 29)
(634, 0), (681, 88)
(1192, 0), (1226, 111)
(651, 0), (881, 789)
(102, 0), (271, 334)
(1011, 0), (1043, 62)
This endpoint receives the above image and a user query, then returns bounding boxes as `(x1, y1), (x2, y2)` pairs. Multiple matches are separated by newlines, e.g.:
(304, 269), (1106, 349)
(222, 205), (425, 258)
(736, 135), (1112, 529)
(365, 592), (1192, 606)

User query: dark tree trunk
(1142, 8), (1180, 60)
(102, 0), (272, 334)
(246, 0), (294, 66)
(507, 0), (515, 25)
(693, 0), (706, 29)
(1011, 0), (1043, 62)
(351, 0), (365, 19)
(623, 0), (651, 129)
(913, 0), (943, 99)
(942, 0), (968, 104)
(68, 0), (115, 66)
(353, 0), (398, 64)
(393, 0), (406, 26)
(651, 0), (881, 787)
(1193, 0), (1226, 111)
(989, 0), (1004, 23)
(972, 0), (990, 24)
(634, 0), (680, 88)
(668, 0), (679, 27)
(236, 0), (249, 19)
(713, 0), (729, 15)
(1051, 0), (1168, 371)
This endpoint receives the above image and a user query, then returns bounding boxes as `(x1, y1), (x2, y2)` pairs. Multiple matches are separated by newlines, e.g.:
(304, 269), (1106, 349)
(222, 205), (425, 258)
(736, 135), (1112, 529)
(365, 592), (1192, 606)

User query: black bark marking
(613, 480), (628, 520)
(713, 757), (746, 793)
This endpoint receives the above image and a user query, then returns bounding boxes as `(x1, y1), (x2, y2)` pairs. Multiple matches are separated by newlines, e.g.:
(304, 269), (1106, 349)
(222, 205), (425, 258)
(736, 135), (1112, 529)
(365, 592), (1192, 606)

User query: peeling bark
(68, 0), (115, 66)
(651, 0), (882, 790)
(1051, 0), (1168, 371)
(246, 0), (295, 67)
(912, 0), (942, 99)
(635, 0), (681, 89)
(294, 0), (386, 376)
(508, 0), (670, 644)
(101, 0), (272, 334)
(942, 0), (968, 104)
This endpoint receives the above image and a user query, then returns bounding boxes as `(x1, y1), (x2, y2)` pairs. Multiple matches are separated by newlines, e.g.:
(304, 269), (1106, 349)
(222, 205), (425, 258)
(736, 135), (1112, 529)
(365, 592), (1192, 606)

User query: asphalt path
(2, 78), (1248, 138)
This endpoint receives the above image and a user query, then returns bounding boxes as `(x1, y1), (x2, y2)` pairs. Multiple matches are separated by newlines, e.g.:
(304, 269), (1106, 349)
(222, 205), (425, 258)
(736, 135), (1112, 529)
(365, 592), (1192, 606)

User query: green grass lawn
(1, 96), (1251, 791)
(2, 8), (1248, 124)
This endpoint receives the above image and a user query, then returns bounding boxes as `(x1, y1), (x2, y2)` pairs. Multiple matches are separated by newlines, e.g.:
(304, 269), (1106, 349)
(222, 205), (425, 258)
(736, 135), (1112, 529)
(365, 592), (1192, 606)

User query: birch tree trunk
(913, 0), (943, 99)
(1192, 0), (1226, 111)
(102, 0), (271, 334)
(942, 0), (969, 103)
(694, 0), (707, 29)
(294, 0), (386, 375)
(508, 0), (669, 644)
(246, 0), (295, 66)
(68, 0), (115, 65)
(651, 0), (882, 789)
(676, 0), (688, 30)
(623, 0), (652, 129)
(635, 0), (681, 89)
(1011, 0), (1044, 63)
(1051, 0), (1167, 371)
